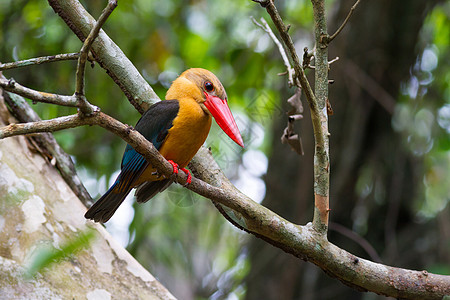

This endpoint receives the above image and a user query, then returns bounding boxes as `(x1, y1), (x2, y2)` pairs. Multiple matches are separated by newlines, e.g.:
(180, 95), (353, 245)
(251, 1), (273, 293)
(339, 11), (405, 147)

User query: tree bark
(0, 92), (175, 299)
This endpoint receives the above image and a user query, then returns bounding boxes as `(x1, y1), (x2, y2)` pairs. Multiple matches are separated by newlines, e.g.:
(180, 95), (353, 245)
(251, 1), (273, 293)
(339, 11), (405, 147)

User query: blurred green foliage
(25, 229), (96, 279)
(1, 0), (449, 298)
(392, 2), (450, 219)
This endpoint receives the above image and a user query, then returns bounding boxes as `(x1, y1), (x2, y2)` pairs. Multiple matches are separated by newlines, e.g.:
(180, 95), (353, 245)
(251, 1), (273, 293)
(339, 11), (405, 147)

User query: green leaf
(25, 229), (96, 279)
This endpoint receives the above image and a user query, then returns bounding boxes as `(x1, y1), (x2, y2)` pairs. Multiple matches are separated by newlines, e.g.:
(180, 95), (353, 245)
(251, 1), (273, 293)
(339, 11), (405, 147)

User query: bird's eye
(204, 81), (214, 92)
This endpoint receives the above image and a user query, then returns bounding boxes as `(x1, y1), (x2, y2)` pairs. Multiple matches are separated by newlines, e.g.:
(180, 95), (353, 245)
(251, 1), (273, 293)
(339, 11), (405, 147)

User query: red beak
(203, 92), (244, 147)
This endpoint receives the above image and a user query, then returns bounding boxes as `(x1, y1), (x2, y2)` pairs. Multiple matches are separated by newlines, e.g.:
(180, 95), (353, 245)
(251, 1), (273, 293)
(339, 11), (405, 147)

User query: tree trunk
(245, 1), (445, 299)
(0, 91), (175, 299)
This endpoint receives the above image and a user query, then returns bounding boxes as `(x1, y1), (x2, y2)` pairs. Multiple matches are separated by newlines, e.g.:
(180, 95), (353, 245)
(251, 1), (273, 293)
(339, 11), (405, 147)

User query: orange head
(166, 68), (244, 147)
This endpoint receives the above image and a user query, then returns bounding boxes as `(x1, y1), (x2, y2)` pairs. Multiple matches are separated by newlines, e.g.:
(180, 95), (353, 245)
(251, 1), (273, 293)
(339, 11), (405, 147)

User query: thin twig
(253, 0), (317, 111)
(251, 16), (295, 87)
(75, 0), (117, 114)
(0, 53), (80, 71)
(305, 56), (339, 69)
(328, 56), (339, 65)
(0, 77), (78, 107)
(327, 0), (361, 43)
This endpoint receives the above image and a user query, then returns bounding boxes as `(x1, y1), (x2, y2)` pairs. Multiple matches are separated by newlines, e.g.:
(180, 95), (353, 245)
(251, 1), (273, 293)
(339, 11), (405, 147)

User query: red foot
(180, 167), (192, 185)
(167, 160), (191, 185)
(167, 160), (179, 174)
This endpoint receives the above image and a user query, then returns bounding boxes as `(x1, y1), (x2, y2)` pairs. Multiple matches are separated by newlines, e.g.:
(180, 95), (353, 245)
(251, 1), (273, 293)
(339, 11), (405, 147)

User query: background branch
(329, 222), (382, 263)
(344, 59), (396, 114)
(251, 16), (295, 87)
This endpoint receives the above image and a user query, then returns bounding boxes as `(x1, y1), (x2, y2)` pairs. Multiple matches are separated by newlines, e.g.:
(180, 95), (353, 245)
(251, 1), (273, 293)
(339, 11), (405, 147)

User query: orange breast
(133, 98), (212, 186)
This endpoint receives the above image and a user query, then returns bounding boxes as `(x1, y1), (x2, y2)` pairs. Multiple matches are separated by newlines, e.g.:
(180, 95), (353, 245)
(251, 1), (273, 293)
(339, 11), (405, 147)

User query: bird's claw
(167, 160), (179, 174)
(180, 167), (192, 186)
(167, 160), (191, 186)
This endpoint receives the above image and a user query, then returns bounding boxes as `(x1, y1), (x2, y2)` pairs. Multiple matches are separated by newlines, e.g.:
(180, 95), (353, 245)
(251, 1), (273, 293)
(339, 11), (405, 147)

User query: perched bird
(85, 68), (244, 223)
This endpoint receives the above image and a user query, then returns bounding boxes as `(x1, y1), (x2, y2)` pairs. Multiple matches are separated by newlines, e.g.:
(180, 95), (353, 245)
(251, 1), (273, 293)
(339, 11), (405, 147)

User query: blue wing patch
(116, 149), (148, 192)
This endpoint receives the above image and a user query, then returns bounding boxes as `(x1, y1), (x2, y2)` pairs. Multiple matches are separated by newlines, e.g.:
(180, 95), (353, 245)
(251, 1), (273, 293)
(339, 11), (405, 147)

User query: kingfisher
(85, 68), (244, 223)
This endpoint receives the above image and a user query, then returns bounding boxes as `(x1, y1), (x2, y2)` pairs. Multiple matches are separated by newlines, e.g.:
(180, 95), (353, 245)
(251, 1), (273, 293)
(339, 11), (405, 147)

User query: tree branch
(0, 77), (78, 107)
(0, 53), (80, 71)
(0, 112), (234, 205)
(0, 114), (87, 139)
(310, 0), (330, 233)
(327, 0), (362, 43)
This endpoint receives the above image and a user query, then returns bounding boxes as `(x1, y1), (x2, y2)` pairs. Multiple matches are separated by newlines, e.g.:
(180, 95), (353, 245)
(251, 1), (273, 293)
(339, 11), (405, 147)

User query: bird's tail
(135, 179), (173, 203)
(84, 182), (132, 223)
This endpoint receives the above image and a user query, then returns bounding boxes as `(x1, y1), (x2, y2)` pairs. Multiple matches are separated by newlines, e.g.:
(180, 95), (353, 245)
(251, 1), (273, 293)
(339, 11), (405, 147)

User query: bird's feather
(135, 179), (174, 203)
